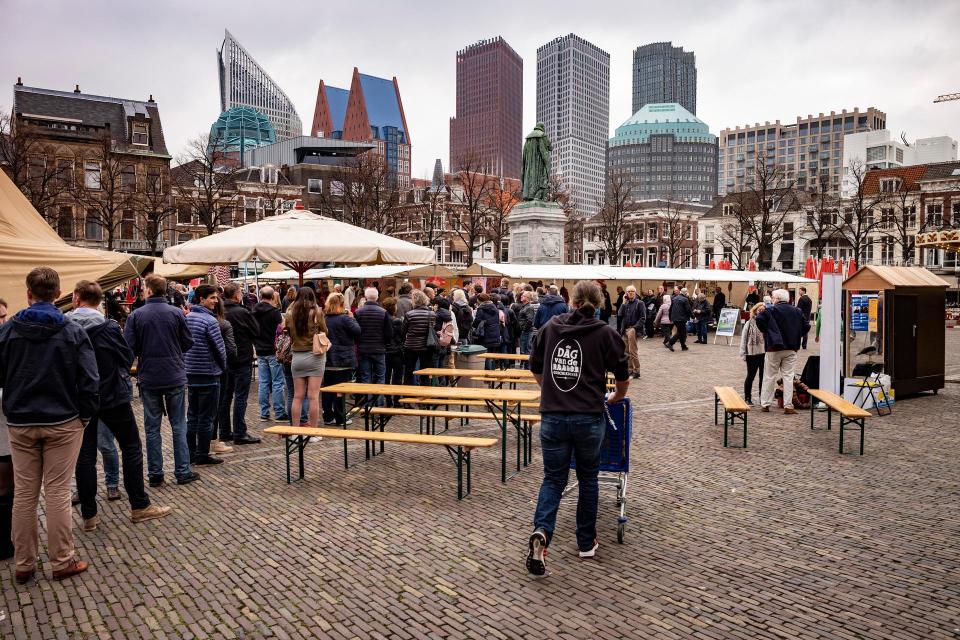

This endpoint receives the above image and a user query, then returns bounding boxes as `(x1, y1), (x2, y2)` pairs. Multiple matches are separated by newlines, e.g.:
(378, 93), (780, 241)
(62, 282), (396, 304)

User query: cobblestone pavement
(2, 331), (959, 639)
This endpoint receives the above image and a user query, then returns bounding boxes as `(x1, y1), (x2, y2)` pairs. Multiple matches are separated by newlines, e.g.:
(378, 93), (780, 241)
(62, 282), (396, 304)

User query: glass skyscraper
(217, 29), (302, 140)
(632, 42), (697, 116)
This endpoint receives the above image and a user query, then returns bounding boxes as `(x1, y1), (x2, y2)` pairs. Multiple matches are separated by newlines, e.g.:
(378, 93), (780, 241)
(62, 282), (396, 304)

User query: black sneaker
(681, 346), (690, 351)
(233, 435), (261, 445)
(148, 474), (164, 488)
(666, 343), (675, 352)
(631, 373), (640, 380)
(176, 472), (201, 485)
(526, 529), (548, 578)
(323, 419), (336, 426)
(194, 455), (224, 466)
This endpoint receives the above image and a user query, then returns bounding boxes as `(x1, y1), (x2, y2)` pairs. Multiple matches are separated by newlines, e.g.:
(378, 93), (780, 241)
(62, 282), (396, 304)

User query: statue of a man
(521, 123), (551, 201)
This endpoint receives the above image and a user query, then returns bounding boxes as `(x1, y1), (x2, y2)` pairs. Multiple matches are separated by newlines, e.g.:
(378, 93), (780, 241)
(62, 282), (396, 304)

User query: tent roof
(843, 265), (949, 290)
(153, 261), (211, 281)
(0, 171), (151, 313)
(463, 262), (815, 284)
(255, 264), (454, 282)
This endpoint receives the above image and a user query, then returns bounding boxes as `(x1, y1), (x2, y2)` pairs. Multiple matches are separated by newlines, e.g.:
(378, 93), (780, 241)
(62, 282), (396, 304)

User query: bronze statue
(521, 123), (551, 201)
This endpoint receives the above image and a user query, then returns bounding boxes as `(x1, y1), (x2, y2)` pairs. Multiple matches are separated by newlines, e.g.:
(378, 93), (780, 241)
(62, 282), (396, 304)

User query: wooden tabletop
(414, 368), (534, 379)
(320, 382), (539, 403)
(479, 353), (529, 361)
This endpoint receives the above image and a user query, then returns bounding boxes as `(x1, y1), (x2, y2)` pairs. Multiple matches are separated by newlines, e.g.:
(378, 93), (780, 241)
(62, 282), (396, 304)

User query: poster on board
(850, 294), (877, 332)
(715, 307), (740, 341)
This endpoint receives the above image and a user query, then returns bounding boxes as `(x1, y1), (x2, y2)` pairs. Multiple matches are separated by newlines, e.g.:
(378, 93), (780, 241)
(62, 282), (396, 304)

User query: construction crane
(933, 93), (960, 103)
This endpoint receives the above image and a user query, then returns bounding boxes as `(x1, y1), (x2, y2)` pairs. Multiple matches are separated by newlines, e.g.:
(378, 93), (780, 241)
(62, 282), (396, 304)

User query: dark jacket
(471, 302), (502, 349)
(219, 319), (237, 363)
(252, 301), (283, 356)
(325, 313), (361, 368)
(712, 291), (726, 318)
(395, 294), (414, 319)
(694, 298), (713, 322)
(67, 308), (134, 410)
(386, 315), (404, 355)
(530, 309), (629, 415)
(534, 294), (568, 329)
(617, 297), (646, 335)
(184, 305), (227, 378)
(518, 302), (539, 334)
(124, 296), (194, 389)
(0, 302), (100, 426)
(354, 302), (392, 355)
(756, 302), (808, 352)
(224, 300), (259, 367)
(497, 301), (516, 344)
(669, 294), (693, 323)
(452, 301), (473, 339)
(797, 294), (813, 320)
(401, 306), (436, 351)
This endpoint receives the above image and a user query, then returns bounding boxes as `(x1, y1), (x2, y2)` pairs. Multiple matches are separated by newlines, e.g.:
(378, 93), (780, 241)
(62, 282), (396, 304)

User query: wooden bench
(807, 389), (872, 455)
(398, 398), (540, 410)
(263, 426), (497, 499)
(714, 386), (750, 448)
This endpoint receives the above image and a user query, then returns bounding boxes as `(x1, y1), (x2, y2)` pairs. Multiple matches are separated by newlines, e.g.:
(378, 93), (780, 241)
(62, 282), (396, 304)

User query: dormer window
(132, 122), (149, 146)
(880, 178), (901, 193)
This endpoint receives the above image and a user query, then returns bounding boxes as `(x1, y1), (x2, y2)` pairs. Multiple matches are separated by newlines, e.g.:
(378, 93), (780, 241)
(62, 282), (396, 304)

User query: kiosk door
(893, 294), (918, 383)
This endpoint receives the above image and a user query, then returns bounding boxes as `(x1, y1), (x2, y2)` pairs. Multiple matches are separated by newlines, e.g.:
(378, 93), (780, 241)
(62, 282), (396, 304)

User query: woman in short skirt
(283, 287), (327, 427)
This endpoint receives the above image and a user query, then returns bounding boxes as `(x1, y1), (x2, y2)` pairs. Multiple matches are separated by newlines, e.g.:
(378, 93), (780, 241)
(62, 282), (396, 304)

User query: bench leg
(810, 401), (815, 430)
(839, 416), (866, 455)
(285, 436), (292, 484)
(723, 409), (729, 447)
(284, 436), (307, 482)
(743, 412), (748, 448)
(446, 446), (473, 500)
(714, 393), (719, 425)
(827, 407), (832, 431)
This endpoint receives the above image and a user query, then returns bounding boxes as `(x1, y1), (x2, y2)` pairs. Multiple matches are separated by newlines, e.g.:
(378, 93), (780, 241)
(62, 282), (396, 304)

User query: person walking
(616, 285), (646, 378)
(67, 281), (171, 532)
(321, 293), (360, 426)
(220, 283), (261, 445)
(756, 289), (809, 414)
(693, 293), (713, 344)
(354, 287), (392, 394)
(253, 286), (288, 422)
(533, 285), (568, 330)
(124, 274), (198, 487)
(739, 302), (767, 405)
(526, 280), (630, 576)
(796, 286), (813, 350)
(400, 290), (436, 385)
(666, 288), (693, 352)
(210, 297), (236, 455)
(654, 294), (672, 343)
(382, 297), (405, 403)
(184, 285), (227, 466)
(284, 287), (327, 427)
(0, 267), (99, 583)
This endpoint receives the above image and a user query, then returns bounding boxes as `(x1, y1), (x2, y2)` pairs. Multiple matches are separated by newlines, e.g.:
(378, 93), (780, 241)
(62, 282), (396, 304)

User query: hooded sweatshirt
(533, 294), (568, 329)
(530, 309), (629, 415)
(252, 301), (283, 356)
(0, 301), (100, 426)
(67, 306), (135, 410)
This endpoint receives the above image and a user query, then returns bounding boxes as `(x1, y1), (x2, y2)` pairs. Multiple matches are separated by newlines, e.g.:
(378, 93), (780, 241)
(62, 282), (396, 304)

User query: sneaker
(323, 419), (336, 426)
(666, 344), (675, 352)
(579, 540), (599, 558)
(784, 407), (798, 415)
(761, 406), (770, 413)
(106, 487), (121, 501)
(259, 416), (271, 422)
(631, 373), (640, 380)
(681, 346), (690, 351)
(148, 474), (164, 488)
(746, 399), (755, 406)
(233, 435), (261, 445)
(176, 472), (201, 485)
(526, 529), (548, 578)
(275, 415), (290, 422)
(210, 441), (233, 454)
(52, 559), (89, 581)
(194, 455), (224, 466)
(82, 515), (100, 532)
(131, 504), (173, 523)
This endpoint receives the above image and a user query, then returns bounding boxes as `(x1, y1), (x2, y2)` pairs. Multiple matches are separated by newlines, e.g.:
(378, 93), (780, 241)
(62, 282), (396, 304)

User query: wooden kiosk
(842, 266), (949, 396)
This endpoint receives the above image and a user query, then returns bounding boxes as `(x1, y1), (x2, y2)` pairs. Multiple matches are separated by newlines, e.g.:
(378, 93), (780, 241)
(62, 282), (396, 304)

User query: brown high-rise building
(449, 37), (523, 179)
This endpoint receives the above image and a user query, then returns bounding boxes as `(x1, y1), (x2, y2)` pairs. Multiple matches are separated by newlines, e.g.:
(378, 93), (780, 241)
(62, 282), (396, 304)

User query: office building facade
(536, 34), (610, 217)
(840, 130), (957, 196)
(632, 42), (696, 115)
(719, 107), (886, 195)
(608, 102), (717, 203)
(449, 37), (523, 178)
(218, 29), (302, 140)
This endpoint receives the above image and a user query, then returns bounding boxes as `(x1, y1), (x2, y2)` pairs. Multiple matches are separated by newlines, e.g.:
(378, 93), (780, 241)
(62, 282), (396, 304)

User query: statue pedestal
(508, 200), (566, 264)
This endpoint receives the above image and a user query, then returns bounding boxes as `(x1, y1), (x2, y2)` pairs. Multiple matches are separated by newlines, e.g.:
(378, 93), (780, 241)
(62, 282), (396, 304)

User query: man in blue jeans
(221, 284), (261, 444)
(184, 285), (228, 466)
(526, 280), (629, 577)
(354, 287), (392, 404)
(124, 274), (199, 486)
(252, 287), (288, 421)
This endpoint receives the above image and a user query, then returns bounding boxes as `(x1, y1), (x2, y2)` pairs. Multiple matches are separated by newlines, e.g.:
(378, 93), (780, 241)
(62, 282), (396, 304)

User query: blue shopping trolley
(568, 397), (632, 543)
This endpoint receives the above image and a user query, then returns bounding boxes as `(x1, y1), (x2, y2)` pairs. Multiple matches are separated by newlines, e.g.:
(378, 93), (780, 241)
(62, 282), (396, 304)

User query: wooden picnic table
(415, 367), (534, 380)
(320, 383), (540, 482)
(479, 352), (529, 369)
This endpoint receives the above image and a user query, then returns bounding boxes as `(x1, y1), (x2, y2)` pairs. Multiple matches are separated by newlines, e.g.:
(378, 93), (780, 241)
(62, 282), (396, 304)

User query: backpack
(275, 328), (293, 365)
(438, 320), (455, 348)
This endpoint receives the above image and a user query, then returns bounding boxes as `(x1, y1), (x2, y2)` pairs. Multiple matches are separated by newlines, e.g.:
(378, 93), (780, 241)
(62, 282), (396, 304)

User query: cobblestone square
(2, 332), (958, 639)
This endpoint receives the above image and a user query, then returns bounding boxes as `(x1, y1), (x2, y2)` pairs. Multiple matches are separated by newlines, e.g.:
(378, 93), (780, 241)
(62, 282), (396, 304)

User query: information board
(850, 294), (877, 332)
(715, 308), (740, 337)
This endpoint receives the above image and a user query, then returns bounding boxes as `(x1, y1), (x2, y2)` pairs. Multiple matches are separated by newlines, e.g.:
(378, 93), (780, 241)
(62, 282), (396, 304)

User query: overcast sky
(3, 0), (959, 179)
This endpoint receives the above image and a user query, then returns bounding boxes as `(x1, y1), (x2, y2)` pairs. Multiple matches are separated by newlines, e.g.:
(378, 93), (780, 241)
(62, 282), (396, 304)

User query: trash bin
(453, 344), (487, 388)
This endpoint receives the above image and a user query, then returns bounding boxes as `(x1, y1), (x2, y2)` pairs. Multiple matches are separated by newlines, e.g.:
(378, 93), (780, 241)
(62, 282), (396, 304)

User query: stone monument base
(507, 200), (566, 264)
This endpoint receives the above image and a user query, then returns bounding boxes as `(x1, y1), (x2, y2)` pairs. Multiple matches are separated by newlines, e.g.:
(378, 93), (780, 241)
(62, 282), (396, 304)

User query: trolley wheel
(617, 522), (625, 543)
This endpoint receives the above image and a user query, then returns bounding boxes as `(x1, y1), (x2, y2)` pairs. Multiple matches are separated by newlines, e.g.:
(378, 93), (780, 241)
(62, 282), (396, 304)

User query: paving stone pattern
(2, 332), (959, 639)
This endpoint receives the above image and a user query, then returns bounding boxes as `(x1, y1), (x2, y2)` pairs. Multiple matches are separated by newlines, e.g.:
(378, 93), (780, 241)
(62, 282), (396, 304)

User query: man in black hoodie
(526, 280), (629, 577)
(252, 287), (288, 422)
(0, 267), (99, 583)
(67, 281), (171, 533)
(221, 283), (261, 444)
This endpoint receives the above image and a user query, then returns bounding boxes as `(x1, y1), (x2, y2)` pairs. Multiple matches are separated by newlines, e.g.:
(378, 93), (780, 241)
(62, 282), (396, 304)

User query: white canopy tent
(254, 264), (454, 283)
(163, 210), (435, 284)
(466, 262), (814, 284)
(463, 262), (613, 281)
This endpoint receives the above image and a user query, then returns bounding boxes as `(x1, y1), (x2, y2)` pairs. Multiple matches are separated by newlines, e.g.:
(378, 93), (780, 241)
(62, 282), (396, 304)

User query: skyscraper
(632, 42), (697, 115)
(217, 29), (302, 140)
(536, 34), (610, 217)
(449, 37), (523, 179)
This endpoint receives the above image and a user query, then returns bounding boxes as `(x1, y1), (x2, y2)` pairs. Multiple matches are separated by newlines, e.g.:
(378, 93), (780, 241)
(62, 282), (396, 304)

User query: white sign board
(715, 308), (740, 337)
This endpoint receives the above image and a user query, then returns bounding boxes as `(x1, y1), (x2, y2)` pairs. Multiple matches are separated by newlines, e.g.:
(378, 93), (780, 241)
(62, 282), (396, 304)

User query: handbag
(313, 331), (331, 355)
(425, 311), (439, 349)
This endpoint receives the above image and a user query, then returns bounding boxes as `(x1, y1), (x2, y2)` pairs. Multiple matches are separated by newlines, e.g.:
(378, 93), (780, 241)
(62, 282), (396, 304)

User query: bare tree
(805, 174), (838, 260)
(418, 184), (449, 256)
(882, 180), (918, 265)
(448, 151), (495, 266)
(739, 162), (799, 269)
(70, 135), (138, 250)
(314, 152), (398, 233)
(661, 198), (693, 268)
(135, 168), (177, 255)
(832, 159), (889, 264)
(485, 178), (519, 262)
(0, 112), (72, 214)
(594, 174), (636, 265)
(716, 195), (754, 269)
(546, 174), (583, 263)
(172, 134), (239, 236)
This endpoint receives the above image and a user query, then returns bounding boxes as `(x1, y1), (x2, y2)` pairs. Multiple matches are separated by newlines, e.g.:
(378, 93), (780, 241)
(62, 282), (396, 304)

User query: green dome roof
(208, 106), (276, 156)
(610, 103), (715, 147)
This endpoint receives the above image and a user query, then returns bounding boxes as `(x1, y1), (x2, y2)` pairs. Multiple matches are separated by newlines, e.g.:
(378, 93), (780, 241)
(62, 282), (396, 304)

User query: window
(647, 223), (658, 241)
(926, 203), (943, 227)
(881, 237), (895, 265)
(880, 178), (900, 193)
(722, 203), (736, 216)
(925, 248), (941, 267)
(307, 178), (322, 194)
(56, 158), (73, 188)
(56, 207), (73, 239)
(705, 225), (715, 242)
(783, 222), (794, 241)
(683, 248), (693, 268)
(245, 198), (258, 223)
(177, 206), (192, 225)
(85, 210), (102, 240)
(121, 165), (137, 191)
(330, 180), (344, 196)
(132, 122), (149, 146)
(685, 224), (693, 240)
(120, 210), (135, 240)
(28, 155), (45, 181)
(906, 205), (917, 228)
(84, 161), (101, 189)
(647, 247), (657, 267)
(146, 166), (162, 193)
(866, 146), (885, 163)
(450, 250), (464, 265)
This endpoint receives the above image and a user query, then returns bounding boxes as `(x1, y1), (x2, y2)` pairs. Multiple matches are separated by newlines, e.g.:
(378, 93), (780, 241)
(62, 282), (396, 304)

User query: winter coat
(67, 307), (134, 410)
(354, 302), (392, 355)
(252, 302), (283, 357)
(739, 318), (766, 358)
(712, 291), (726, 319)
(755, 302), (808, 352)
(518, 303), (539, 334)
(325, 312), (361, 369)
(694, 299), (713, 322)
(386, 316), (404, 355)
(395, 294), (414, 319)
(533, 294), (568, 329)
(124, 296), (194, 390)
(452, 301), (474, 339)
(0, 302), (100, 426)
(224, 300), (258, 367)
(401, 306), (436, 351)
(654, 301), (672, 327)
(471, 302), (502, 349)
(669, 295), (693, 323)
(617, 297), (646, 335)
(219, 318), (237, 363)
(797, 294), (813, 321)
(184, 305), (227, 378)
